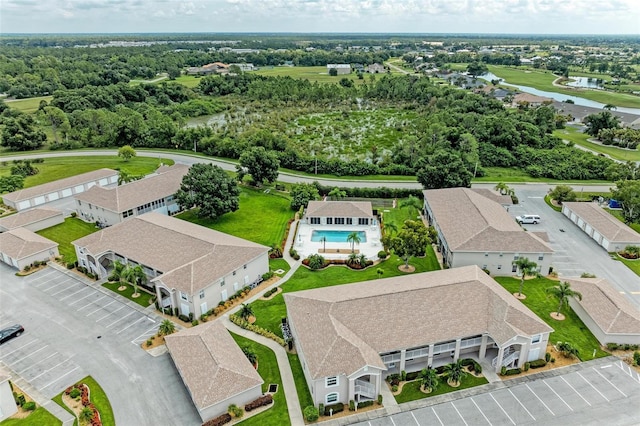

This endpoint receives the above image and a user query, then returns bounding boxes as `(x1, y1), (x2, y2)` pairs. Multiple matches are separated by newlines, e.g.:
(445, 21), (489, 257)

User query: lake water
(479, 72), (640, 115)
(185, 112), (227, 128)
(566, 76), (605, 89)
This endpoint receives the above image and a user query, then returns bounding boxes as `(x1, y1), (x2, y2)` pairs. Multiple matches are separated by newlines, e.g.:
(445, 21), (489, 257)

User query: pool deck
(295, 223), (383, 260)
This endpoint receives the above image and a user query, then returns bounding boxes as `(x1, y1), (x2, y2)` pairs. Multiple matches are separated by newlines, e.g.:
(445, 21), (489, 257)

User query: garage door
(601, 238), (610, 250)
(108, 175), (118, 184)
(74, 184), (84, 193)
(570, 212), (577, 222)
(87, 182), (96, 189)
(61, 188), (72, 197)
(99, 178), (108, 186)
(592, 231), (602, 244)
(33, 196), (45, 206)
(577, 218), (585, 229)
(48, 192), (59, 201)
(17, 200), (31, 210)
(585, 224), (593, 236)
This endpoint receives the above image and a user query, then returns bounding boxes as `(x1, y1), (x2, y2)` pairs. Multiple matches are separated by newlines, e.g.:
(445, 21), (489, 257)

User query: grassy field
(269, 258), (291, 275)
(52, 376), (115, 426)
(254, 66), (365, 85)
(287, 352), (313, 412)
(488, 65), (640, 108)
(475, 166), (611, 184)
(37, 218), (98, 263)
(172, 75), (203, 88)
(230, 333), (290, 426)
(177, 186), (294, 248)
(0, 156), (175, 188)
(554, 127), (640, 162)
(4, 96), (53, 114)
(0, 407), (62, 426)
(494, 276), (609, 360)
(394, 374), (489, 404)
(102, 281), (156, 307)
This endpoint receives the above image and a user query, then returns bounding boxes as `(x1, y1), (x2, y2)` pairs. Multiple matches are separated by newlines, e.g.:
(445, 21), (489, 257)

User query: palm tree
(419, 368), (439, 393)
(79, 407), (94, 423)
(358, 254), (368, 268)
(320, 236), (327, 253)
(512, 257), (538, 297)
(347, 231), (361, 253)
(242, 346), (258, 366)
(238, 303), (254, 321)
(546, 281), (583, 317)
(123, 264), (146, 297)
(603, 103), (617, 111)
(158, 319), (176, 336)
(346, 252), (359, 267)
(494, 182), (513, 196)
(384, 222), (398, 236)
(443, 359), (468, 386)
(109, 260), (126, 282)
(376, 268), (384, 279)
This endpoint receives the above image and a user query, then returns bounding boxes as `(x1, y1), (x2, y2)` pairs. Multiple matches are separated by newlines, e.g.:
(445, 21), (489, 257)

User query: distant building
(327, 64), (351, 75)
(230, 63), (255, 72)
(366, 63), (385, 74)
(186, 62), (229, 75)
(0, 207), (64, 233)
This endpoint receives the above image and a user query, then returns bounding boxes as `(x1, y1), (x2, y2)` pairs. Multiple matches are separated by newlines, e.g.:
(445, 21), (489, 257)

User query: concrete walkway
(1, 362), (76, 426)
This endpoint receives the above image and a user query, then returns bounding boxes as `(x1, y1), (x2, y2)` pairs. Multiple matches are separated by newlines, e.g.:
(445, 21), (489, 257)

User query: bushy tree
(583, 111), (620, 137)
(549, 185), (576, 204)
(238, 146), (279, 185)
(416, 150), (472, 190)
(118, 145), (137, 162)
(0, 114), (46, 151)
(290, 183), (319, 211)
(176, 163), (240, 220)
(391, 220), (430, 269)
(611, 180), (640, 224)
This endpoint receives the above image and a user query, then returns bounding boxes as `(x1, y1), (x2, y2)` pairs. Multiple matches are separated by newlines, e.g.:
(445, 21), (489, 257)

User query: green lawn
(287, 352), (313, 412)
(269, 258), (291, 275)
(172, 75), (203, 88)
(177, 186), (294, 248)
(230, 333), (290, 426)
(488, 65), (640, 109)
(37, 218), (98, 263)
(52, 376), (115, 426)
(554, 127), (640, 162)
(4, 96), (53, 114)
(394, 374), (489, 404)
(0, 407), (61, 426)
(254, 66), (365, 85)
(494, 276), (609, 360)
(102, 281), (156, 307)
(0, 156), (175, 188)
(613, 253), (640, 277)
(475, 166), (611, 184)
(251, 249), (440, 338)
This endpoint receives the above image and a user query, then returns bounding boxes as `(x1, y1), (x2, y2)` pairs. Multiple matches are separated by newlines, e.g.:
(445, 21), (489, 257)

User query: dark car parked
(0, 324), (24, 344)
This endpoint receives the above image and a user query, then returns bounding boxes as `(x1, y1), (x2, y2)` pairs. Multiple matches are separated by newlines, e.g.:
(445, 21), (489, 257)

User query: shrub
(306, 254), (327, 270)
(178, 314), (190, 322)
(557, 341), (579, 359)
(15, 393), (26, 406)
(529, 359), (547, 369)
(230, 315), (286, 346)
(192, 320), (199, 326)
(23, 264), (31, 272)
(349, 400), (355, 411)
(245, 394), (273, 411)
(378, 250), (388, 259)
(607, 343), (619, 351)
(264, 287), (278, 297)
(633, 351), (640, 366)
(262, 271), (275, 281)
(358, 400), (374, 409)
(318, 403), (324, 417)
(550, 357), (556, 363)
(22, 401), (36, 411)
(71, 212), (77, 218)
(473, 361), (483, 374)
(324, 402), (344, 416)
(405, 371), (421, 381)
(501, 366), (507, 376)
(188, 312), (194, 321)
(67, 262), (74, 269)
(524, 362), (530, 372)
(505, 368), (521, 376)
(401, 370), (407, 381)
(377, 394), (383, 405)
(228, 404), (243, 418)
(202, 413), (232, 426)
(69, 387), (81, 398)
(146, 339), (152, 347)
(304, 405), (319, 422)
(391, 385), (398, 392)
(545, 352), (551, 362)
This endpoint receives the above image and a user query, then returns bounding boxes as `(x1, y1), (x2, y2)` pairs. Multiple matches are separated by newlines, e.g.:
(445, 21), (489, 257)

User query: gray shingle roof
(165, 321), (263, 411)
(305, 201), (373, 219)
(285, 265), (552, 379)
(2, 169), (117, 203)
(0, 227), (58, 260)
(74, 164), (189, 213)
(563, 202), (640, 244)
(72, 213), (268, 294)
(565, 277), (640, 335)
(470, 189), (513, 205)
(424, 188), (552, 253)
(0, 207), (62, 231)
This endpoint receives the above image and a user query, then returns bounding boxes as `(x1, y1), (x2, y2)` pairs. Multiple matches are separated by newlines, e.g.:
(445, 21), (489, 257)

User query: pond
(479, 72), (640, 115)
(185, 112), (227, 128)
(565, 76), (605, 89)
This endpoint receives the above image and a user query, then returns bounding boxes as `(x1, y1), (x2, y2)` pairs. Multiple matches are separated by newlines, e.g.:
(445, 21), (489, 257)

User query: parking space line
(543, 380), (573, 411)
(40, 366), (80, 390)
(131, 325), (158, 345)
(560, 376), (591, 406)
(524, 383), (554, 415)
(116, 316), (145, 334)
(410, 412), (421, 425)
(30, 357), (73, 381)
(577, 372), (609, 402)
(96, 305), (124, 321)
(616, 361), (640, 384)
(40, 279), (72, 291)
(50, 283), (83, 297)
(431, 407), (444, 426)
(59, 287), (92, 301)
(68, 291), (97, 306)
(105, 310), (135, 328)
(87, 300), (115, 317)
(78, 296), (108, 311)
(594, 367), (628, 397)
(18, 353), (58, 374)
(27, 269), (57, 281)
(489, 393), (515, 425)
(450, 402), (468, 426)
(389, 416), (396, 426)
(12, 344), (49, 362)
(0, 339), (38, 358)
(507, 388), (535, 421)
(470, 397), (492, 425)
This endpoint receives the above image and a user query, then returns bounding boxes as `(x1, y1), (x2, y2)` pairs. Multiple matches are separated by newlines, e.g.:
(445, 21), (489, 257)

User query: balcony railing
(354, 380), (376, 398)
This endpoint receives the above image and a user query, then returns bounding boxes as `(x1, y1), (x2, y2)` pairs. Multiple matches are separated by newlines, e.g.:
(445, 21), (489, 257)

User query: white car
(516, 215), (541, 224)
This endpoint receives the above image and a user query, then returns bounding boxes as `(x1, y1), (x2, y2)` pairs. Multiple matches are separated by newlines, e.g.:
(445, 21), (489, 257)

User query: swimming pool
(311, 230), (367, 243)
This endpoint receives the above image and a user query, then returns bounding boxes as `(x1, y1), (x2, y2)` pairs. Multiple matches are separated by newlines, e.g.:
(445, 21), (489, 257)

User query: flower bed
(64, 383), (102, 426)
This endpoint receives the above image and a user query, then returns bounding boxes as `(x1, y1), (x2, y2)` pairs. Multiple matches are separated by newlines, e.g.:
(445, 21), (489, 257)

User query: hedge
(529, 359), (547, 369)
(201, 413), (231, 426)
(245, 394), (273, 412)
(229, 315), (286, 346)
(324, 402), (344, 416)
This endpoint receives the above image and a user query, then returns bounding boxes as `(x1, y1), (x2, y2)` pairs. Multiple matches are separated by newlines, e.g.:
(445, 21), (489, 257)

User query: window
(346, 218), (353, 225)
(484, 252), (489, 257)
(123, 209), (134, 218)
(311, 217), (320, 225)
(325, 376), (338, 387)
(335, 217), (345, 225)
(514, 254), (520, 260)
(532, 334), (541, 344)
(199, 290), (205, 299)
(326, 393), (339, 404)
(220, 279), (225, 287)
(326, 217), (333, 225)
(243, 264), (247, 270)
(482, 264), (487, 270)
(180, 291), (188, 301)
(358, 218), (369, 225)
(538, 255), (544, 261)
(233, 271), (236, 276)
(497, 265), (502, 270)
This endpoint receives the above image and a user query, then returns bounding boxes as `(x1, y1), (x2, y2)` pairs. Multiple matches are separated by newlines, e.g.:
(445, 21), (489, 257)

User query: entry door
(200, 302), (208, 315)
(180, 303), (190, 316)
(528, 347), (541, 362)
(221, 289), (228, 301)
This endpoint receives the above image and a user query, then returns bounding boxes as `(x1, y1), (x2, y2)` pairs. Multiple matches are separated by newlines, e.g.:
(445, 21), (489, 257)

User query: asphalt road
(510, 189), (640, 308)
(0, 264), (201, 425)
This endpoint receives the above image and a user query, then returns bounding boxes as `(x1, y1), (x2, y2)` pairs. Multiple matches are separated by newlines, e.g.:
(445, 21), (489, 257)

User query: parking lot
(351, 360), (640, 426)
(0, 264), (201, 425)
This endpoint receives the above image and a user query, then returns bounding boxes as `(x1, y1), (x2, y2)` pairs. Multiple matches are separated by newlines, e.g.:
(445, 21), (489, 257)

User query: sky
(1, 0), (638, 35)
